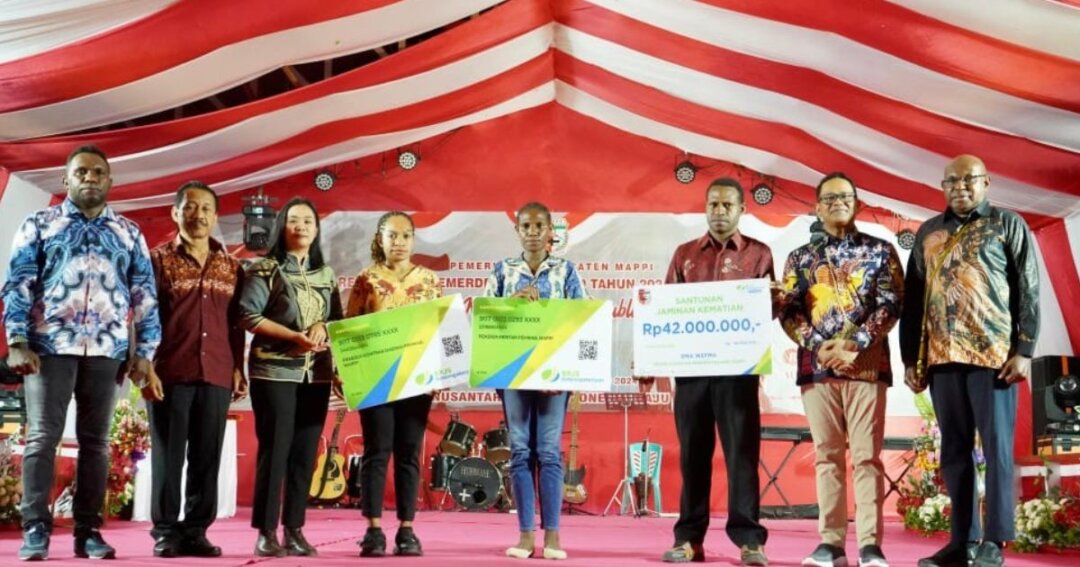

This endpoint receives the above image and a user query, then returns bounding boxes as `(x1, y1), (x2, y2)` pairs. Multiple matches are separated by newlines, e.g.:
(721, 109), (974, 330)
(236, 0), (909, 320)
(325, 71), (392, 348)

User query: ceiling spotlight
(896, 229), (916, 250)
(313, 170), (336, 191)
(398, 149), (420, 171)
(674, 160), (697, 184)
(751, 183), (774, 205)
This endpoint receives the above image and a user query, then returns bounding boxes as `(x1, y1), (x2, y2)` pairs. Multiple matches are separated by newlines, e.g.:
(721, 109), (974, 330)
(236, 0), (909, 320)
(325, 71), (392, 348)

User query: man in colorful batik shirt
(661, 178), (771, 566)
(144, 181), (246, 558)
(900, 155), (1039, 567)
(778, 173), (903, 567)
(2, 145), (161, 561)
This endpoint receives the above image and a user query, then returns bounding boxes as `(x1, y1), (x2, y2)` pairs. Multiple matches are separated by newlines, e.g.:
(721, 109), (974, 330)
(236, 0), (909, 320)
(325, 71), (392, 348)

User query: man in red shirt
(661, 178), (773, 566)
(144, 181), (246, 558)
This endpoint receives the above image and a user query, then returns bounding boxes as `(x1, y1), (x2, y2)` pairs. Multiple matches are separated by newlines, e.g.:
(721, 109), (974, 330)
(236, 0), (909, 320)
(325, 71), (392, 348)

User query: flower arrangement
(895, 392), (988, 535)
(1013, 466), (1080, 553)
(0, 431), (23, 524)
(897, 392), (951, 535)
(895, 394), (1080, 553)
(106, 388), (150, 517)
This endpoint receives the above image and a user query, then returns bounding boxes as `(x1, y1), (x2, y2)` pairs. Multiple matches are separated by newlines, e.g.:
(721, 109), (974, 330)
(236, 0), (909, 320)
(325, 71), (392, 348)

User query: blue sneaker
(19, 522), (50, 561)
(74, 529), (116, 560)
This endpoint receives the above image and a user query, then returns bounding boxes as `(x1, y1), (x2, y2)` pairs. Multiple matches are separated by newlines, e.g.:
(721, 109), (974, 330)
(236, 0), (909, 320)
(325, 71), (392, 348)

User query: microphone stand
(635, 428), (658, 518)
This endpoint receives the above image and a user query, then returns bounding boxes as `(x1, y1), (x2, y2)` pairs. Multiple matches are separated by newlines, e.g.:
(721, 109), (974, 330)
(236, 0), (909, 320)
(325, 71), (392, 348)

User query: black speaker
(1, 356), (21, 385)
(1031, 356), (1080, 442)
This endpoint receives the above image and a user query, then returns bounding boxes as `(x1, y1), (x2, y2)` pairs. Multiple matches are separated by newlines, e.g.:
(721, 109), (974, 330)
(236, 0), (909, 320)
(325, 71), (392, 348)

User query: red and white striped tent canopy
(1, 0), (1077, 356)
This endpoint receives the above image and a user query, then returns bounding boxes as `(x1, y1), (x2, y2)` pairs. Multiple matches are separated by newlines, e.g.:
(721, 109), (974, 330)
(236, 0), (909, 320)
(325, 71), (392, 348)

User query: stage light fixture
(896, 229), (916, 251)
(674, 160), (697, 184)
(242, 188), (276, 252)
(751, 183), (774, 205)
(398, 149), (420, 171)
(313, 170), (336, 191)
(1051, 373), (1080, 433)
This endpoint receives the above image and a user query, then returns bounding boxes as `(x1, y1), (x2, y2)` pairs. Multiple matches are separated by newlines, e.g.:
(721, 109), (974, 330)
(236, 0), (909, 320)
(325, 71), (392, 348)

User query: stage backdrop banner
(328, 294), (471, 409)
(470, 297), (613, 391)
(633, 278), (773, 377)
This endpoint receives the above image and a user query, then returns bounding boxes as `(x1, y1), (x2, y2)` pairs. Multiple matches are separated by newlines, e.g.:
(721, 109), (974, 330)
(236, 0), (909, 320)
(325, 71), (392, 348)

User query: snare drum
(447, 457), (503, 510)
(439, 420), (477, 457)
(429, 453), (461, 490)
(482, 427), (511, 463)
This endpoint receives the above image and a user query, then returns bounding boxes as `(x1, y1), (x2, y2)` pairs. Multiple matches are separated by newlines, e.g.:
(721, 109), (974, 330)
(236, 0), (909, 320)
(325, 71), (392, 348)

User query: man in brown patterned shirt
(900, 155), (1039, 567)
(661, 178), (772, 566)
(145, 181), (246, 558)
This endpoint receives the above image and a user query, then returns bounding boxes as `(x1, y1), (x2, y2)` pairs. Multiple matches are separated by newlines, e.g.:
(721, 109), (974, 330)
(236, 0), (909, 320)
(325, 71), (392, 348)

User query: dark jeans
(21, 355), (121, 531)
(249, 379), (330, 530)
(359, 394), (433, 521)
(929, 363), (1017, 544)
(673, 377), (767, 547)
(148, 382), (231, 540)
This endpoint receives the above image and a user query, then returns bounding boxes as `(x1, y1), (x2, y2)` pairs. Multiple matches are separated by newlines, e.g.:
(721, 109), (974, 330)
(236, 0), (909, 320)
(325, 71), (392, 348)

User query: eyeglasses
(941, 174), (987, 190)
(818, 193), (856, 206)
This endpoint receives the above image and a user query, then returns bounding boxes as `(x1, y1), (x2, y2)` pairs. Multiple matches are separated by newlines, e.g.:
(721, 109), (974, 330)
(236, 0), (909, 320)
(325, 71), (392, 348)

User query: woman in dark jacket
(237, 198), (342, 557)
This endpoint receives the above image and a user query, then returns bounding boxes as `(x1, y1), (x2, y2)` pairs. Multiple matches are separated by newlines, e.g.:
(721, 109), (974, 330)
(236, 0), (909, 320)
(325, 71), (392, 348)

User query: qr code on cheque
(442, 335), (463, 357)
(578, 340), (598, 361)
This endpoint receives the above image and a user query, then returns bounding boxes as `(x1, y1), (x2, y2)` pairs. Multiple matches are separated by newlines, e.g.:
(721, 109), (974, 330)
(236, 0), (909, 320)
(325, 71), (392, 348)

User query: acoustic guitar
(562, 393), (587, 504)
(309, 408), (348, 503)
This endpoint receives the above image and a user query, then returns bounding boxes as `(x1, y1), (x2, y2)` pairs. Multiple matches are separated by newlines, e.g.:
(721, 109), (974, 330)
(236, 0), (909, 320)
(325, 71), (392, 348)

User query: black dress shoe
(153, 535), (182, 558)
(358, 527), (386, 557)
(254, 529), (286, 558)
(182, 535), (222, 557)
(394, 527), (423, 556)
(917, 544), (969, 567)
(283, 527), (317, 557)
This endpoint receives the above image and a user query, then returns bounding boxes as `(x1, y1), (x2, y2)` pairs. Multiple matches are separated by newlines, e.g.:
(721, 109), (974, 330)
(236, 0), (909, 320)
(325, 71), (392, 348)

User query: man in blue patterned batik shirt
(2, 145), (161, 561)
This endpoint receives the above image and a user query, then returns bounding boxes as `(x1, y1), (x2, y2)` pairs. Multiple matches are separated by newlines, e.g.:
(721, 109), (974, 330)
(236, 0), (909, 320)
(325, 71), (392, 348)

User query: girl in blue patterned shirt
(482, 202), (587, 560)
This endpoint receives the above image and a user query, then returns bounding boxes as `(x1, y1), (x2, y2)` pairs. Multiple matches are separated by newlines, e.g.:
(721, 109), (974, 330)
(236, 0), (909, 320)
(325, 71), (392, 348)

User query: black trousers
(249, 379), (330, 530)
(148, 382), (231, 539)
(929, 363), (1017, 545)
(359, 394), (433, 521)
(673, 377), (767, 547)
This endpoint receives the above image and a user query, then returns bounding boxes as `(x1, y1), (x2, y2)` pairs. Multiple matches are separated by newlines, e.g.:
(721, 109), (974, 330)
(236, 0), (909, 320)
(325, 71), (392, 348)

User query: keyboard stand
(882, 437), (917, 501)
(759, 426), (813, 518)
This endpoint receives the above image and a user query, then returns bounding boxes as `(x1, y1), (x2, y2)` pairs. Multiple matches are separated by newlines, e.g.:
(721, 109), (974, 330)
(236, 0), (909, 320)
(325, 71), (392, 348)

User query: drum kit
(430, 417), (513, 511)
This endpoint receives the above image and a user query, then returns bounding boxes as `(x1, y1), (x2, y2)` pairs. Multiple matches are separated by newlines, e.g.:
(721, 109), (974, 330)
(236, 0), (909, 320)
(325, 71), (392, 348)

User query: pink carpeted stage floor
(0, 508), (1074, 566)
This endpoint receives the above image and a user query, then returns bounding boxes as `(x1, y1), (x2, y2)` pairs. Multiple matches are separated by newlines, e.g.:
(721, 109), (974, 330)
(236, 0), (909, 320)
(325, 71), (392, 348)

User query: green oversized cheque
(633, 278), (773, 377)
(470, 297), (614, 391)
(328, 294), (471, 410)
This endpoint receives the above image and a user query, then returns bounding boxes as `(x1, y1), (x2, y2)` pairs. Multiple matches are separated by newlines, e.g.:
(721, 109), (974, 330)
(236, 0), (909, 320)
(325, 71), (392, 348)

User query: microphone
(641, 427), (651, 451)
(809, 220), (826, 243)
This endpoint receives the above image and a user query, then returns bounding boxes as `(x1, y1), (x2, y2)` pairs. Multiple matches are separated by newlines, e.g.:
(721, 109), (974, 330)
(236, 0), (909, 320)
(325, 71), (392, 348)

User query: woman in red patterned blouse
(346, 212), (442, 557)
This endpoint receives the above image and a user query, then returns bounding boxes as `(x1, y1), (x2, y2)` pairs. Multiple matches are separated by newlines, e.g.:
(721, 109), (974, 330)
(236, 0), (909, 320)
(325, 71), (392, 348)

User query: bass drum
(447, 457), (503, 510)
(429, 453), (461, 490)
(439, 420), (477, 457)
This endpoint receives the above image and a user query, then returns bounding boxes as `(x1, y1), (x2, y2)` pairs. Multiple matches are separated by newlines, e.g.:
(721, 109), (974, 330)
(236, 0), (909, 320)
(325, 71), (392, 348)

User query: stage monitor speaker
(1031, 356), (1079, 446)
